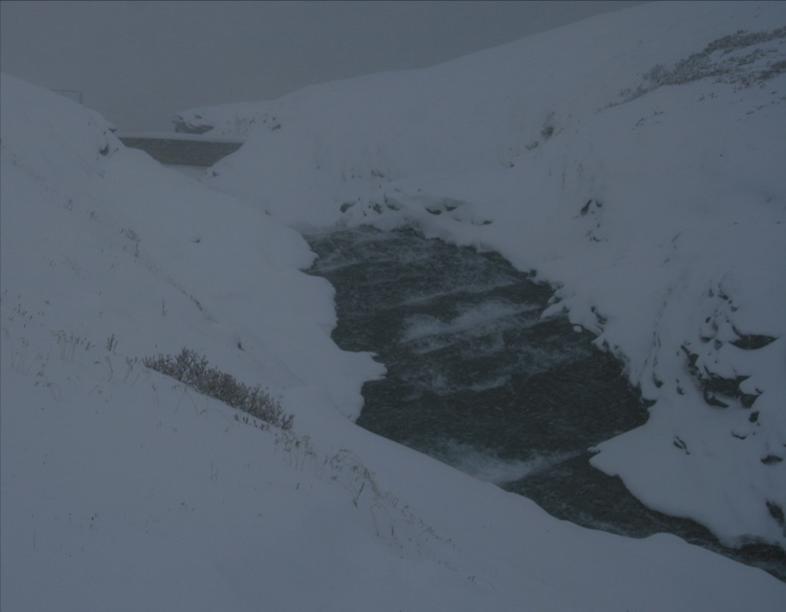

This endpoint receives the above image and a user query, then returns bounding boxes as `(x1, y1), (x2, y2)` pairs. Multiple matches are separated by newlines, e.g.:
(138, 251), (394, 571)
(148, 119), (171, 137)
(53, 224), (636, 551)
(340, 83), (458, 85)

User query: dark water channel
(306, 225), (785, 581)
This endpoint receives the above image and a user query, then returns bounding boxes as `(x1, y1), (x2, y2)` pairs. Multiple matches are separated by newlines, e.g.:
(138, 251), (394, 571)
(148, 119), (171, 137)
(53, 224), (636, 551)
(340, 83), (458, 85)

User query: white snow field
(181, 1), (786, 551)
(1, 4), (784, 612)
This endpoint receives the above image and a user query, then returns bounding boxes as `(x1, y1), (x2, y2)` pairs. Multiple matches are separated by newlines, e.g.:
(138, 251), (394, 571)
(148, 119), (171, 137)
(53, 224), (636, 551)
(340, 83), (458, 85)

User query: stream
(306, 224), (785, 581)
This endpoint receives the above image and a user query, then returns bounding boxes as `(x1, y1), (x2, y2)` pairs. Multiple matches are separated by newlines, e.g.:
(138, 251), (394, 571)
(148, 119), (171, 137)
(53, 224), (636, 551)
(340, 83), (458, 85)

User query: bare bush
(144, 348), (293, 430)
(614, 25), (786, 106)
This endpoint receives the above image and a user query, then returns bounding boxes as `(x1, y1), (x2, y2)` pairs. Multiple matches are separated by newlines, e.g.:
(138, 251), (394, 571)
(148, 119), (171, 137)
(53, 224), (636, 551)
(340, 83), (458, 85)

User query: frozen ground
(2, 1), (786, 610)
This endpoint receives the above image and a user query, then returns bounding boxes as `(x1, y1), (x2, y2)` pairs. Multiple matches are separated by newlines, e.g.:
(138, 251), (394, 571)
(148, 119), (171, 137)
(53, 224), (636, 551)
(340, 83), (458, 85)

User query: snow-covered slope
(5, 73), (784, 612)
(178, 1), (786, 549)
(2, 5), (786, 610)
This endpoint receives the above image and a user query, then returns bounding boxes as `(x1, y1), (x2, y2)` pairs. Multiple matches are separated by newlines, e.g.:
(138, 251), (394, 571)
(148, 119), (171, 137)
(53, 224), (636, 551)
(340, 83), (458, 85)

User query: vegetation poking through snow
(144, 348), (294, 430)
(616, 25), (786, 104)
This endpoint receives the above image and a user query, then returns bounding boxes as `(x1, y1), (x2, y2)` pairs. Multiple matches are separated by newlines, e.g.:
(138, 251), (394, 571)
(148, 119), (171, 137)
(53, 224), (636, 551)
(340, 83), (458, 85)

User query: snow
(165, 163), (209, 180)
(118, 131), (244, 143)
(2, 3), (786, 610)
(432, 440), (582, 485)
(181, 1), (786, 549)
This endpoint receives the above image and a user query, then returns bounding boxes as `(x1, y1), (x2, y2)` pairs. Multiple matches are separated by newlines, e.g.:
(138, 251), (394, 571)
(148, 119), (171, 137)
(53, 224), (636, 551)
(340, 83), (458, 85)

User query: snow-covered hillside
(2, 3), (786, 611)
(5, 74), (783, 612)
(178, 1), (786, 549)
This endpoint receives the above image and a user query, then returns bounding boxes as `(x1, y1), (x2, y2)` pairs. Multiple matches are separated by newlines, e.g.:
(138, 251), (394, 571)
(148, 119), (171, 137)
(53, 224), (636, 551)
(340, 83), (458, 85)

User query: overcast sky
(1, 1), (641, 131)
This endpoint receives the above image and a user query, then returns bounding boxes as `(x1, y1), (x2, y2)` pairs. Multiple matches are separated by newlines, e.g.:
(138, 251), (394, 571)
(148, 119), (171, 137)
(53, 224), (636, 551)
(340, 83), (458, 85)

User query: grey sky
(1, 1), (641, 131)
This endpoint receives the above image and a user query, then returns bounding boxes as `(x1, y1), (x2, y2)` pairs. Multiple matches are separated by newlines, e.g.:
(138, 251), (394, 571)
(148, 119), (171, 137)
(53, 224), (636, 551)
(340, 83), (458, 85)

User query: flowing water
(306, 225), (785, 581)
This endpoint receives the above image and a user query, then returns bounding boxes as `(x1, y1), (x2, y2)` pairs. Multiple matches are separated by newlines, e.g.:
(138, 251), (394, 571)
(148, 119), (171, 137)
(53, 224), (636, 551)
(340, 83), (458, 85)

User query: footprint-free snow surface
(306, 225), (785, 581)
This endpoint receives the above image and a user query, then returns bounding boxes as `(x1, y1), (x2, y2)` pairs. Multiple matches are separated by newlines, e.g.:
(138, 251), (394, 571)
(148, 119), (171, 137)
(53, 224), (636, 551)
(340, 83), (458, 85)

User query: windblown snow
(2, 2), (785, 610)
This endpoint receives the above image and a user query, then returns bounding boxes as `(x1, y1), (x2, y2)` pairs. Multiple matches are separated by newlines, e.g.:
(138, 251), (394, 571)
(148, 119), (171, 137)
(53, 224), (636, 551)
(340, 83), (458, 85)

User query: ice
(432, 440), (583, 485)
(402, 301), (538, 343)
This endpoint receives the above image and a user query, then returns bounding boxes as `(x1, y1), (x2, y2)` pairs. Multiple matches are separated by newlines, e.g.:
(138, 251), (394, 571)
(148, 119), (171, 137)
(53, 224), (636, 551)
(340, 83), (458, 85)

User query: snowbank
(179, 1), (786, 548)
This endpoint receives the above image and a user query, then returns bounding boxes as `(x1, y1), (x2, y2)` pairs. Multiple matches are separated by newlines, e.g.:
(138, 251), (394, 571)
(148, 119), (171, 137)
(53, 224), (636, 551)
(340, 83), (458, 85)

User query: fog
(1, 1), (640, 131)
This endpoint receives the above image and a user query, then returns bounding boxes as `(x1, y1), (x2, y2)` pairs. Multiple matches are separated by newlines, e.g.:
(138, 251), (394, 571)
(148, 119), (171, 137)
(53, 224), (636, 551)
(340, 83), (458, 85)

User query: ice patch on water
(400, 364), (504, 396)
(309, 257), (365, 274)
(399, 280), (518, 307)
(468, 375), (511, 392)
(509, 343), (592, 374)
(399, 335), (593, 396)
(432, 440), (582, 485)
(402, 301), (538, 343)
(407, 328), (506, 360)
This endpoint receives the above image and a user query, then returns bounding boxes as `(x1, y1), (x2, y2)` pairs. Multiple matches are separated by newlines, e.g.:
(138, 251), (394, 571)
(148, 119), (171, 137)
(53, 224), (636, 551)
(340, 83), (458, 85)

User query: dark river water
(306, 225), (785, 581)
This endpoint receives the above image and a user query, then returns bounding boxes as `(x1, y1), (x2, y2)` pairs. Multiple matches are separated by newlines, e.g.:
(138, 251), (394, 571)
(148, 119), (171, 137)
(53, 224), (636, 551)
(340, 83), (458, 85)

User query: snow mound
(179, 2), (786, 548)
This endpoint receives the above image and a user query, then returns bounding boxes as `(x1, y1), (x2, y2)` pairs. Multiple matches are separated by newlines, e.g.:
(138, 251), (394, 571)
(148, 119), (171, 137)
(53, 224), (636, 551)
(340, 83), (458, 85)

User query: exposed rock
(172, 114), (213, 134)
